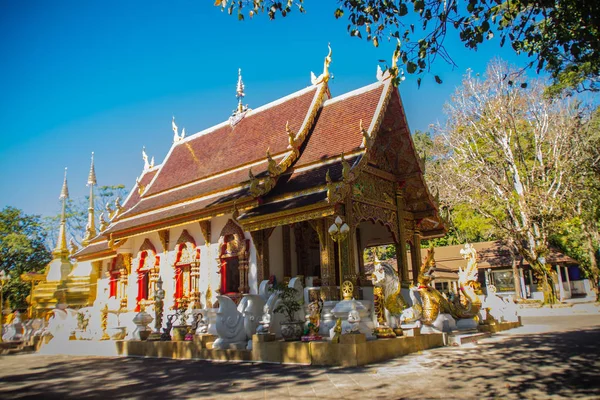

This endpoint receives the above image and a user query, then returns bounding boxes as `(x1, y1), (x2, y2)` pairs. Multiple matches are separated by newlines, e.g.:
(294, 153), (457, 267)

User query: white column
(556, 265), (565, 302)
(564, 266), (572, 299)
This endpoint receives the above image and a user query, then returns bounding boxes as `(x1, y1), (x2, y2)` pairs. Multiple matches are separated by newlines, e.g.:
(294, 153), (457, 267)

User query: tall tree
(0, 207), (52, 309)
(216, 1), (600, 93)
(551, 106), (600, 299)
(434, 59), (586, 304)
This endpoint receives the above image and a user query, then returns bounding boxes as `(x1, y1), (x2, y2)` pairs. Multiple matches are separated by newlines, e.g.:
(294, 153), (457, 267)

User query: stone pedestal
(340, 333), (366, 345)
(403, 327), (421, 337)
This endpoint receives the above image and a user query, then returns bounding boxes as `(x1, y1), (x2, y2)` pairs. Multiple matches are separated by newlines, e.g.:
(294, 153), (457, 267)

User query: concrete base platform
(114, 333), (445, 367)
(37, 332), (445, 367)
(478, 320), (522, 334)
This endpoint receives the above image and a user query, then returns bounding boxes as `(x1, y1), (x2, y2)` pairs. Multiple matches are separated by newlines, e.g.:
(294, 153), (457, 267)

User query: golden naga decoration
(266, 149), (279, 177)
(69, 238), (79, 256)
(360, 119), (372, 149)
(100, 303), (110, 340)
(286, 121), (300, 155)
(331, 318), (342, 343)
(371, 255), (410, 328)
(311, 43), (332, 85)
(376, 39), (403, 82)
(205, 285), (213, 309)
(326, 153), (355, 204)
(135, 176), (146, 195)
(413, 245), (482, 325)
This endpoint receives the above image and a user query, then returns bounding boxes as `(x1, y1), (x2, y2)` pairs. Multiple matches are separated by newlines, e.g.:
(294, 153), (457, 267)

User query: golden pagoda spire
(82, 152), (97, 246)
(53, 168), (70, 258)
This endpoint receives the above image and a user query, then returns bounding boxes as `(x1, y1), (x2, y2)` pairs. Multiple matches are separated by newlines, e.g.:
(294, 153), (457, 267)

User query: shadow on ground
(1, 323), (599, 399)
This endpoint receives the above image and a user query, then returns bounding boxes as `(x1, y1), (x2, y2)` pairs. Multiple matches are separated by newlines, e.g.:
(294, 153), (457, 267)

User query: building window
(491, 270), (514, 292)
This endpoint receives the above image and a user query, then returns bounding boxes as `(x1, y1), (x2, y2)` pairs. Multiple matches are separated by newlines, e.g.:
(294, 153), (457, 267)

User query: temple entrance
(294, 221), (321, 284)
(221, 249), (240, 294)
(135, 238), (159, 311)
(218, 219), (249, 295)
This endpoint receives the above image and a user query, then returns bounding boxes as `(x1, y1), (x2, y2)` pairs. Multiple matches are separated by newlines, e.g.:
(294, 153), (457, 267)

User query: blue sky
(0, 1), (533, 218)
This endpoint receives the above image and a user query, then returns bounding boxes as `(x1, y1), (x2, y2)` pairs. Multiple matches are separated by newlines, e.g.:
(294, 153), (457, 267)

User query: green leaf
(407, 61), (417, 74)
(435, 75), (443, 84)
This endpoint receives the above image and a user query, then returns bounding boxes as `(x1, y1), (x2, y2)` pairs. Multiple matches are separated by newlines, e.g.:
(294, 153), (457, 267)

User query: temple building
(37, 48), (445, 316)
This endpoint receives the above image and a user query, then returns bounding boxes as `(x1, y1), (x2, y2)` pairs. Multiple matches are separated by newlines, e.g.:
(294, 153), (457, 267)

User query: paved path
(1, 315), (599, 399)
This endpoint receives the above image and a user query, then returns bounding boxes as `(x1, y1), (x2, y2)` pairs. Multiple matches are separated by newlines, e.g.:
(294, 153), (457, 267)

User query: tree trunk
(585, 234), (599, 301)
(510, 249), (522, 300)
(538, 266), (558, 305)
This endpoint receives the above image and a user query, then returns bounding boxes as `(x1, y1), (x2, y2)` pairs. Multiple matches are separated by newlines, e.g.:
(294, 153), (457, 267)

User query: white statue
(346, 301), (360, 334)
(212, 296), (248, 350)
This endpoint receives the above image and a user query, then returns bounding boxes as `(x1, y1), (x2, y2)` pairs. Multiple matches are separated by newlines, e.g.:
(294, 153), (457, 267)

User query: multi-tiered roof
(75, 48), (444, 261)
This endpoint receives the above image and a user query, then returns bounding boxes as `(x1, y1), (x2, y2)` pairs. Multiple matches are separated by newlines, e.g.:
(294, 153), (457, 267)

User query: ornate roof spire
(311, 43), (332, 85)
(59, 167), (69, 200)
(83, 152), (97, 245)
(142, 146), (150, 170)
(54, 168), (69, 258)
(87, 151), (97, 186)
(236, 68), (245, 114)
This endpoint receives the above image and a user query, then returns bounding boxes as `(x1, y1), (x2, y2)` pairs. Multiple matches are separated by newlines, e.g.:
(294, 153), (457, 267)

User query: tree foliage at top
(216, 0), (600, 93)
(0, 207), (52, 309)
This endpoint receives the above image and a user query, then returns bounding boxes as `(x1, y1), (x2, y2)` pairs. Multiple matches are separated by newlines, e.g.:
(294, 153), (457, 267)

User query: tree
(0, 207), (52, 309)
(43, 184), (128, 249)
(433, 59), (587, 304)
(216, 1), (600, 93)
(551, 106), (600, 299)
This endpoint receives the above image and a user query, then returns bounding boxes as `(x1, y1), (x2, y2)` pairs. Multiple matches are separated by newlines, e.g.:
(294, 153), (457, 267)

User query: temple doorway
(294, 221), (321, 283)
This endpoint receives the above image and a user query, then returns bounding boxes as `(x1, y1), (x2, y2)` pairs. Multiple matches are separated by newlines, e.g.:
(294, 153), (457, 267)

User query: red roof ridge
(141, 153), (285, 202)
(179, 83), (324, 145)
(112, 185), (246, 225)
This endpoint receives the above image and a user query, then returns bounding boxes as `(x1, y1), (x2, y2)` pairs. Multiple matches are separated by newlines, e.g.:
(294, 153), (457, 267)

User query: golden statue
(330, 318), (342, 343)
(413, 246), (482, 325)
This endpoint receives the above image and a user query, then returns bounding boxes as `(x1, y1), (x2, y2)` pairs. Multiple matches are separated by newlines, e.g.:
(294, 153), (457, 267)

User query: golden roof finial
(323, 43), (332, 82)
(310, 43), (333, 85)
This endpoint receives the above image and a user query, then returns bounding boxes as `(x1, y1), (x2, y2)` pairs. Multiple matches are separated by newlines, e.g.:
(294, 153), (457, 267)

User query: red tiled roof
(119, 166), (266, 219)
(74, 239), (115, 260)
(120, 168), (159, 214)
(104, 190), (250, 238)
(145, 86), (321, 196)
(296, 83), (384, 168)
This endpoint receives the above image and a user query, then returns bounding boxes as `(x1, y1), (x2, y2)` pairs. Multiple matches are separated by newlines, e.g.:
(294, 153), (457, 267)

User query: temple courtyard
(1, 314), (599, 399)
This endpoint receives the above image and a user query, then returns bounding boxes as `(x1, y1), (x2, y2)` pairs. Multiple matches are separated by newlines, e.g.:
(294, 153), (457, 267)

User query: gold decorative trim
(198, 220), (211, 244)
(158, 229), (170, 252)
(241, 204), (336, 232)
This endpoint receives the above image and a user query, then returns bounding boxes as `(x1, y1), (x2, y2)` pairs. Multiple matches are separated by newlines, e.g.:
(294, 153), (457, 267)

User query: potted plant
(272, 284), (304, 341)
